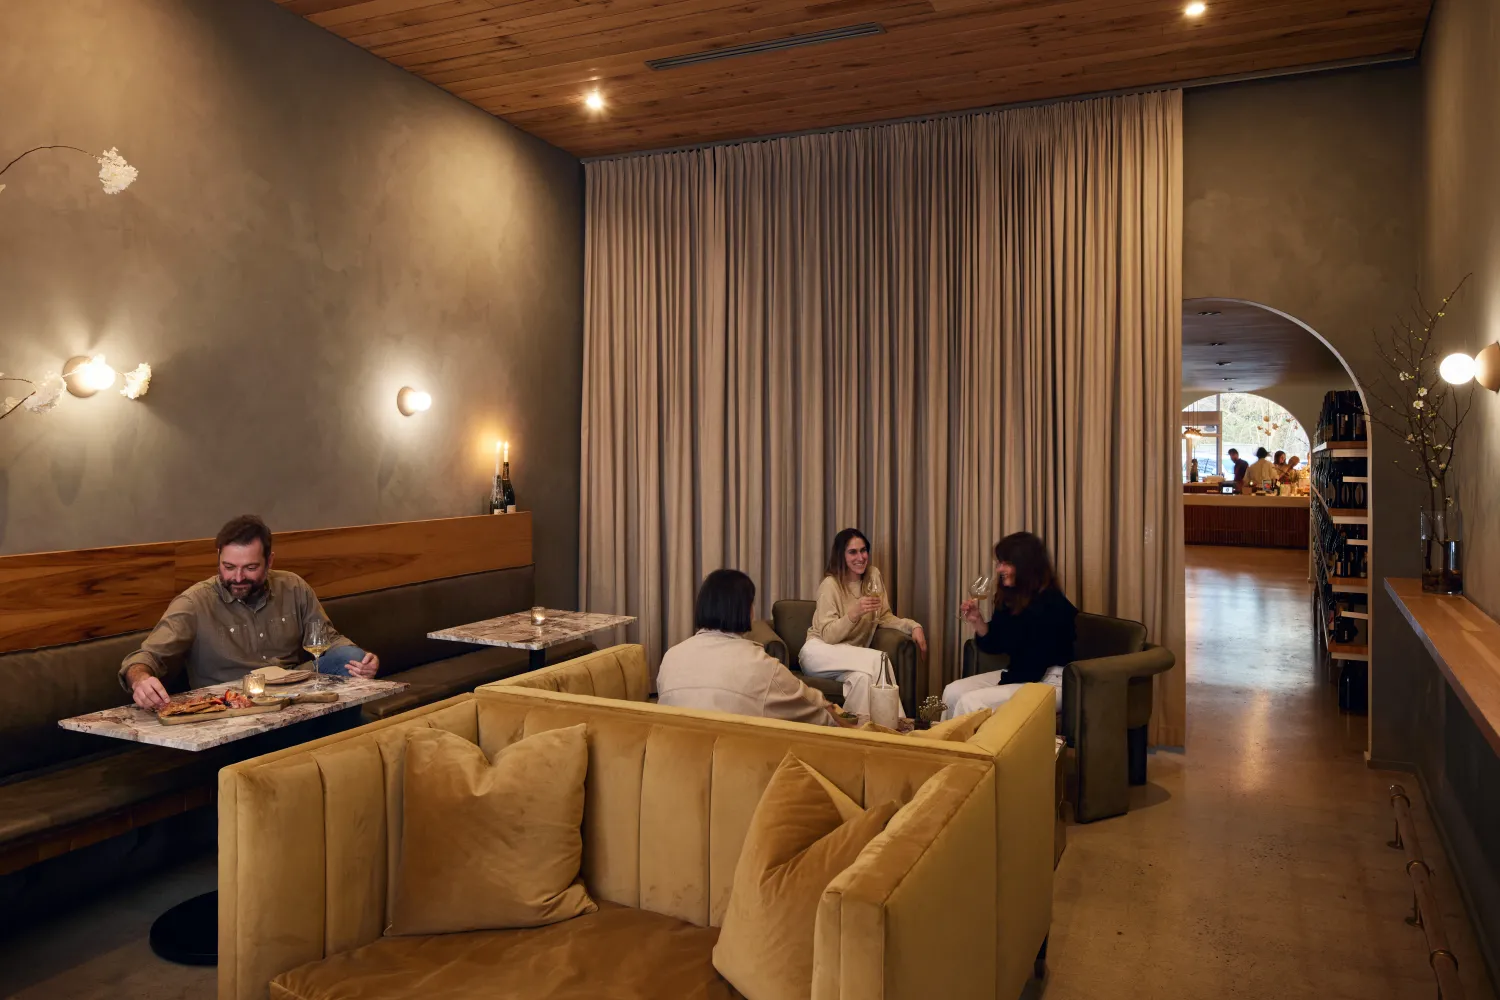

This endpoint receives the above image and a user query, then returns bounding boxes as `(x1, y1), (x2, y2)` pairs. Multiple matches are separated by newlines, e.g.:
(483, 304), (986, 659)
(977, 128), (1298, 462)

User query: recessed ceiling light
(584, 91), (605, 112)
(1222, 377), (1234, 381)
(1208, 341), (1226, 347)
(1196, 309), (1221, 316)
(1215, 361), (1231, 366)
(1184, 1), (1207, 17)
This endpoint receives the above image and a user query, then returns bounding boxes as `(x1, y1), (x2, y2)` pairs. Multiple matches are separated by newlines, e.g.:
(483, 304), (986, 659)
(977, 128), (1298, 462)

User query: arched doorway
(1181, 297), (1374, 756)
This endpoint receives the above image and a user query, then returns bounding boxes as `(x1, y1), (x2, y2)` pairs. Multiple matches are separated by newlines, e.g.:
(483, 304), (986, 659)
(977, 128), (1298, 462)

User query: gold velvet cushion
(273, 901), (742, 1000)
(915, 708), (993, 742)
(389, 725), (597, 936)
(712, 753), (898, 1000)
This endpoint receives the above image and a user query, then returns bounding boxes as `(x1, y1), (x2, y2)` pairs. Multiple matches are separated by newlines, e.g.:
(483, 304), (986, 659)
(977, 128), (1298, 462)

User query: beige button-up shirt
(656, 631), (835, 726)
(119, 570), (352, 691)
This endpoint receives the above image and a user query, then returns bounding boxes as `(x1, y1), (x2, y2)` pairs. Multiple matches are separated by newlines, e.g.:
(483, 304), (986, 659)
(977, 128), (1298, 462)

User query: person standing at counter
(1246, 447), (1278, 489)
(1282, 456), (1302, 484)
(1228, 448), (1249, 489)
(1273, 451), (1288, 479)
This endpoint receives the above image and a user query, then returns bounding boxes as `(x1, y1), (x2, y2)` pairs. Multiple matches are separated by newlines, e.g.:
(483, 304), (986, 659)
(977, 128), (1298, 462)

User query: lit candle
(504, 441), (509, 464)
(243, 671), (265, 698)
(495, 440), (501, 476)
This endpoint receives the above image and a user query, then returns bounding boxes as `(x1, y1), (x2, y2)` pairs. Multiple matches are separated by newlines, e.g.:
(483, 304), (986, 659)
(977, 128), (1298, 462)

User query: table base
(150, 890), (217, 966)
(529, 647), (546, 671)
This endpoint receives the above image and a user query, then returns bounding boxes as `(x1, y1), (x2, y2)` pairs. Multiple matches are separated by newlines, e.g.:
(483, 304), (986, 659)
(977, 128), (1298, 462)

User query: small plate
(263, 669), (316, 686)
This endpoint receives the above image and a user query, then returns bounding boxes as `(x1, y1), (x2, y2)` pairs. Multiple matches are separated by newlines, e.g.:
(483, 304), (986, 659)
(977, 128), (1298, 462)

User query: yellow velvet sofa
(480, 642), (651, 699)
(218, 682), (1056, 1000)
(484, 642), (1056, 994)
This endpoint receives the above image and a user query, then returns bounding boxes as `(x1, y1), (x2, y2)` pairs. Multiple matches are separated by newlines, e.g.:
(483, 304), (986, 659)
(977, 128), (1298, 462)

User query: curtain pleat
(579, 90), (1187, 745)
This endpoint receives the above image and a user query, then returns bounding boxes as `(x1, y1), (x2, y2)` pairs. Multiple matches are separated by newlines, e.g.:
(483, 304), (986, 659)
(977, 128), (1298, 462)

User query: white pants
(798, 636), (889, 719)
(941, 666), (1064, 720)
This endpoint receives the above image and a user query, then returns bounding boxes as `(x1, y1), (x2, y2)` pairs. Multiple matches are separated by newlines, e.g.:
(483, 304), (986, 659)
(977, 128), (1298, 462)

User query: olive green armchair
(962, 611), (1174, 823)
(749, 599), (921, 714)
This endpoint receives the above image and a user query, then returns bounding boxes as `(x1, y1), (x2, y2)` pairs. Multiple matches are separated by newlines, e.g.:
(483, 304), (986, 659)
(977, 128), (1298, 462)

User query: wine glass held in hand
(859, 573), (884, 616)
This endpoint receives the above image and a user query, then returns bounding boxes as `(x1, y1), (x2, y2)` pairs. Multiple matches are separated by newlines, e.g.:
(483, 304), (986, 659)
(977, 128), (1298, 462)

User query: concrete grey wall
(1419, 0), (1500, 970)
(0, 0), (585, 606)
(1183, 64), (1428, 767)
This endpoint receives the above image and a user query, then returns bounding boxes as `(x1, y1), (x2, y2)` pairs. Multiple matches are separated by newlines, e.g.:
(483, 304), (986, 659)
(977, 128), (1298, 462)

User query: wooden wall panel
(0, 514), (533, 654)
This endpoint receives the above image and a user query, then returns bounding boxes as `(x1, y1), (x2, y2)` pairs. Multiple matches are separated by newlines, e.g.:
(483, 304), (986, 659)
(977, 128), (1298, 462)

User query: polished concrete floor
(1045, 545), (1495, 1000)
(4, 545), (1494, 998)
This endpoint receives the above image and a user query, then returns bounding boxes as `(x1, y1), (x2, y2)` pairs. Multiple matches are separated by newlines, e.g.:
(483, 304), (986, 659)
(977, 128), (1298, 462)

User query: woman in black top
(940, 532), (1078, 718)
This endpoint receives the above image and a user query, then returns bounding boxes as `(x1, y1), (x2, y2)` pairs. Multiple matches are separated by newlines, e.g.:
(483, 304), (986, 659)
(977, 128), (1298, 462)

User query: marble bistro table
(427, 608), (636, 671)
(57, 672), (407, 966)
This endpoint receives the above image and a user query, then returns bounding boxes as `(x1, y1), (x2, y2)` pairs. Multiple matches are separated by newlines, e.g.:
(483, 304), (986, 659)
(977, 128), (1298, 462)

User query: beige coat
(807, 567), (920, 647)
(656, 630), (834, 726)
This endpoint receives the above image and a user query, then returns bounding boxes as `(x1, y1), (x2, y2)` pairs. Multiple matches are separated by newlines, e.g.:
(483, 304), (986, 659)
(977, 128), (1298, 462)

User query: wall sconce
(63, 355), (116, 397)
(396, 386), (432, 416)
(62, 355), (152, 400)
(1441, 346), (1500, 390)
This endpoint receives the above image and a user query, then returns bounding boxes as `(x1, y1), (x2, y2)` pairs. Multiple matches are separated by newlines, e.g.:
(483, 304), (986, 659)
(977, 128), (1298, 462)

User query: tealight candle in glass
(243, 671), (266, 698)
(530, 607), (548, 627)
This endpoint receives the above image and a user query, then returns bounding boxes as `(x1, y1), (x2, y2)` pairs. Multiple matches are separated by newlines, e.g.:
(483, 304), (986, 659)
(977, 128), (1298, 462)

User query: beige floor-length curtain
(581, 91), (1186, 746)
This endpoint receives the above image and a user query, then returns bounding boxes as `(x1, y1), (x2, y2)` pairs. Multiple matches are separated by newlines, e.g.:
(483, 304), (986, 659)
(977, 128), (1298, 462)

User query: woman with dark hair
(940, 531), (1077, 719)
(799, 528), (927, 719)
(657, 569), (843, 726)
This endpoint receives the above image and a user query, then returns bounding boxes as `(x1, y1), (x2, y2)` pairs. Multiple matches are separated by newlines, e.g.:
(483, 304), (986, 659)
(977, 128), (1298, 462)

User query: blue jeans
(317, 645), (369, 677)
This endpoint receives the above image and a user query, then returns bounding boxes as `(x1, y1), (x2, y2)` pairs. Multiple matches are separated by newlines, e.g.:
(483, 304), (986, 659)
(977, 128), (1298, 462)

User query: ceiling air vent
(646, 23), (886, 71)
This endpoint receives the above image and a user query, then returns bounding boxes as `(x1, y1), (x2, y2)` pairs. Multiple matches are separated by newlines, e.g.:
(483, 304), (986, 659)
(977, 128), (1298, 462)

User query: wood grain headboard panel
(0, 513), (532, 654)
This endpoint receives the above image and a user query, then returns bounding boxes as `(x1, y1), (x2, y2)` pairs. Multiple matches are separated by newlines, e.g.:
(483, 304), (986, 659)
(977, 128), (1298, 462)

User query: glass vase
(1420, 507), (1463, 595)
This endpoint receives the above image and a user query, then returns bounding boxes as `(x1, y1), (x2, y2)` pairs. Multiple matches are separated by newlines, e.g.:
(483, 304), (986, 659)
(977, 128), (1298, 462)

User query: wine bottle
(489, 476), (506, 515)
(500, 460), (517, 513)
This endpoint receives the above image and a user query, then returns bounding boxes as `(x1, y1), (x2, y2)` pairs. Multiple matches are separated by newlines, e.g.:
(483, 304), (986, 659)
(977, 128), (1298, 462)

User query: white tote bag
(869, 655), (902, 730)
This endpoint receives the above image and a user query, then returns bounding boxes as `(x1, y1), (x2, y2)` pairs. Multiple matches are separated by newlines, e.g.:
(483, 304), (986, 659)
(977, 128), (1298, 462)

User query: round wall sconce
(1475, 344), (1500, 391)
(396, 386), (432, 416)
(63, 355), (118, 397)
(1441, 346), (1500, 390)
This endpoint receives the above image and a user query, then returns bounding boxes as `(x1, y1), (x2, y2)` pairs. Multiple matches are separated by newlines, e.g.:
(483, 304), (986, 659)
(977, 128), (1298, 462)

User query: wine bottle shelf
(1312, 486), (1368, 524)
(1311, 388), (1374, 714)
(1313, 442), (1369, 457)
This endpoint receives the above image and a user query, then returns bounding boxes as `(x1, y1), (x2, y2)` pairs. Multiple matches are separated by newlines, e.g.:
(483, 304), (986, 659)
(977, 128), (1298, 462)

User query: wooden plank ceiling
(275, 0), (1432, 158)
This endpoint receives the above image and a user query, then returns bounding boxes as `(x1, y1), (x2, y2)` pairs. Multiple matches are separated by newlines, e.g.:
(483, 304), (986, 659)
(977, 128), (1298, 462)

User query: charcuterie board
(157, 698), (288, 726)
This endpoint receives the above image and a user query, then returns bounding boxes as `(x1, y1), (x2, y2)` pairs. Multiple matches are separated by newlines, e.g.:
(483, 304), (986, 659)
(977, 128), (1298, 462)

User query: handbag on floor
(869, 655), (903, 729)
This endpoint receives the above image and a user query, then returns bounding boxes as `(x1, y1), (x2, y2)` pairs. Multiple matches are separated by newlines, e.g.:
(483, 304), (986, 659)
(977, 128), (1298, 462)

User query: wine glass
(304, 618), (333, 667)
(959, 573), (991, 620)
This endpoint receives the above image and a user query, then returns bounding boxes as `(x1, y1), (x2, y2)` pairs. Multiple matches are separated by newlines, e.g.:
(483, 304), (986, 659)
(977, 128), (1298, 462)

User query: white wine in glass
(959, 573), (991, 620)
(304, 619), (333, 664)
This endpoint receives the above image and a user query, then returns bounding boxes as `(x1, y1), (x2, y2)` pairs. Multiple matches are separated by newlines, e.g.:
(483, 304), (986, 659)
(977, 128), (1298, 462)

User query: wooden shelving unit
(1310, 390), (1372, 714)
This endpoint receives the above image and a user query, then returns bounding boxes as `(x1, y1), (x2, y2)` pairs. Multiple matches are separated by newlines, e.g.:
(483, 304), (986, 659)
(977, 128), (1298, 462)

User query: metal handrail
(1389, 784), (1465, 999)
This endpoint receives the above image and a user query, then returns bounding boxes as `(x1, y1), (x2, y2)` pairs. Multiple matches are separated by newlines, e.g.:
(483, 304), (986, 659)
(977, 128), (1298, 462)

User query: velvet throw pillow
(388, 725), (597, 936)
(915, 708), (992, 743)
(712, 753), (898, 1000)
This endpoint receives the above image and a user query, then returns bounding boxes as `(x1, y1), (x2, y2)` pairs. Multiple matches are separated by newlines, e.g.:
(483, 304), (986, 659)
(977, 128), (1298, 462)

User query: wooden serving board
(157, 700), (287, 726)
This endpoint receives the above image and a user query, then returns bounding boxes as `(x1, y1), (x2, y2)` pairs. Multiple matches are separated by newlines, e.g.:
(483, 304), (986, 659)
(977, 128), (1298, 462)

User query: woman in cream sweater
(799, 528), (927, 718)
(658, 569), (844, 726)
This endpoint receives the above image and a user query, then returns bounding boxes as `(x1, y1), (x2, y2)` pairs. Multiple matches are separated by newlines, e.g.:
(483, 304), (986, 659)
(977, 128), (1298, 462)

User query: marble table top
(57, 675), (406, 752)
(428, 609), (635, 651)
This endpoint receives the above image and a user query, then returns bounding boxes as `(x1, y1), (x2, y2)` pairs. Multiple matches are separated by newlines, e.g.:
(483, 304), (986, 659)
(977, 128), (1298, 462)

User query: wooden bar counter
(1183, 492), (1309, 548)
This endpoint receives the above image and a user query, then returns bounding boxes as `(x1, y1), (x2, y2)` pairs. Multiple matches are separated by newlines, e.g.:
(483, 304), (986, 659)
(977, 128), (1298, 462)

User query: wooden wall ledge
(1385, 577), (1500, 756)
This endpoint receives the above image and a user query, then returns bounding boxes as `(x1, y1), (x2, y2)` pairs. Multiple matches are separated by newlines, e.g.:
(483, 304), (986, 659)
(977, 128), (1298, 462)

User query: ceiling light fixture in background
(584, 91), (605, 112)
(1184, 1), (1207, 17)
(1196, 309), (1220, 316)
